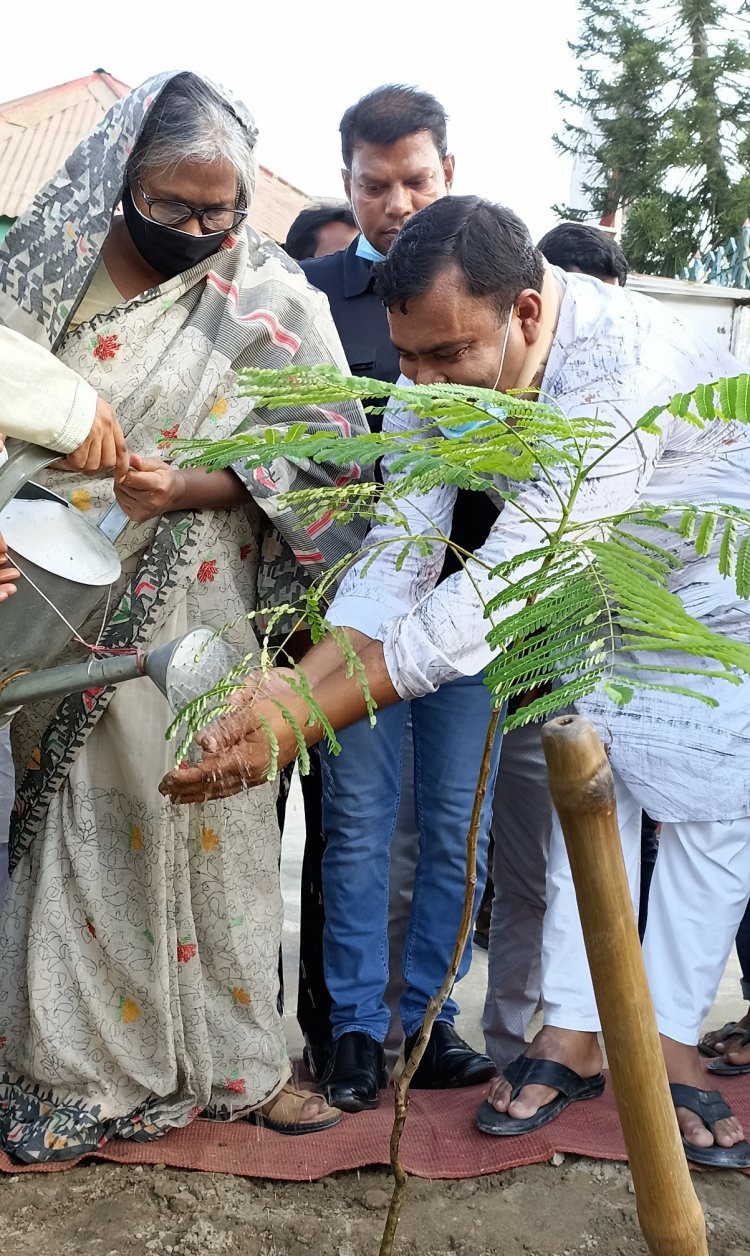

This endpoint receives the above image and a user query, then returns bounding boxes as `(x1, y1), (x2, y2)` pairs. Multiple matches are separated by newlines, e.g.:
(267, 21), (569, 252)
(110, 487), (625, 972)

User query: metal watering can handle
(98, 501), (130, 542)
(0, 439), (58, 512)
(0, 437), (130, 543)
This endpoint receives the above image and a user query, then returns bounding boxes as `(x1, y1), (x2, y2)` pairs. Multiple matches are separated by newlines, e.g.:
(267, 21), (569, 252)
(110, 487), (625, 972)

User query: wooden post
(541, 714), (708, 1256)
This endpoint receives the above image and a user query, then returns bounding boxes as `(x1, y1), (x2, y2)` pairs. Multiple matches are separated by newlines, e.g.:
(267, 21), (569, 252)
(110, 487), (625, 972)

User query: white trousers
(542, 769), (750, 1044)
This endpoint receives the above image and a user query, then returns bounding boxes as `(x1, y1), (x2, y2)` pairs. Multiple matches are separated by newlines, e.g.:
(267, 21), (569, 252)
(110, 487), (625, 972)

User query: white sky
(5, 0), (582, 240)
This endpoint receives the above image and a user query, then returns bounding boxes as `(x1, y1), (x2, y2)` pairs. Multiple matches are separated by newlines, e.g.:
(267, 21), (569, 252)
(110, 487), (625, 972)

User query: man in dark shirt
(300, 84), (454, 417)
(297, 86), (498, 1111)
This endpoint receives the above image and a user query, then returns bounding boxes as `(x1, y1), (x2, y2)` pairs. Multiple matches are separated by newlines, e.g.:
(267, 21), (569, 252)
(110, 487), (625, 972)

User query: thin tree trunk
(378, 707), (501, 1256)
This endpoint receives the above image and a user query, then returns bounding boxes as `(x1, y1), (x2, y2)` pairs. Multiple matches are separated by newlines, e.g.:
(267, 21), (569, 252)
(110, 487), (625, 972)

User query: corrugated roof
(0, 72), (129, 216)
(0, 72), (311, 242)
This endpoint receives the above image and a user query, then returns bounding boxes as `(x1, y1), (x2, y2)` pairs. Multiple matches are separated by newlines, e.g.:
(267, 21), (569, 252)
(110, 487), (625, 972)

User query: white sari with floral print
(0, 71), (368, 1162)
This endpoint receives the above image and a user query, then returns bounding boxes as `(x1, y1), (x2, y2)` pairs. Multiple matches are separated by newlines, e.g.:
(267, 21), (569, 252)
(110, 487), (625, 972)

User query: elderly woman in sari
(0, 71), (369, 1162)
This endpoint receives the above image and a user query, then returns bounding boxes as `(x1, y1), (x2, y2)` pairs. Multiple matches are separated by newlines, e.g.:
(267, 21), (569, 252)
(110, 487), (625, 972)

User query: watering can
(0, 439), (240, 725)
(0, 438), (129, 687)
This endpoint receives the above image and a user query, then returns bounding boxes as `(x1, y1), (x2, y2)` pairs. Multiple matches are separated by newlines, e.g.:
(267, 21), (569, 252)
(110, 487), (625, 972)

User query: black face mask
(122, 184), (229, 278)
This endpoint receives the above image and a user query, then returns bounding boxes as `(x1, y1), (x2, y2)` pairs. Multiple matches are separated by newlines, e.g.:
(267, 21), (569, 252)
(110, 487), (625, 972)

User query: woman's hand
(116, 459), (251, 521)
(0, 531), (20, 602)
(115, 453), (186, 522)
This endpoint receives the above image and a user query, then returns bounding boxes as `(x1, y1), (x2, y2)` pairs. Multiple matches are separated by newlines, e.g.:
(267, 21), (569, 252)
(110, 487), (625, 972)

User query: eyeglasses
(134, 176), (248, 233)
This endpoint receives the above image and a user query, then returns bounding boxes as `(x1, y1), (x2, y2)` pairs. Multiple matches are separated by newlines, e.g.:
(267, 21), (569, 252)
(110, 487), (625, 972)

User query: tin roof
(0, 72), (130, 217)
(0, 71), (311, 241)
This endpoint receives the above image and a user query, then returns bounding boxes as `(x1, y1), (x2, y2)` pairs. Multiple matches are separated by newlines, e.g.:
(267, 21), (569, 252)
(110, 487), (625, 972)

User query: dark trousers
(736, 899), (750, 1000)
(638, 812), (659, 941)
(295, 748), (333, 1045)
(275, 749), (332, 1045)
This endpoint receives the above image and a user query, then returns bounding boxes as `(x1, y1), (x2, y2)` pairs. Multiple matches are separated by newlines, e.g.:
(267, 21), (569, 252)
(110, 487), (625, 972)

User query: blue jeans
(320, 671), (502, 1042)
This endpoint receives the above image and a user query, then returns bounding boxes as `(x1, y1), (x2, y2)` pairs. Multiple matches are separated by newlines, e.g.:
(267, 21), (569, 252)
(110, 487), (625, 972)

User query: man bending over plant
(163, 196), (750, 1169)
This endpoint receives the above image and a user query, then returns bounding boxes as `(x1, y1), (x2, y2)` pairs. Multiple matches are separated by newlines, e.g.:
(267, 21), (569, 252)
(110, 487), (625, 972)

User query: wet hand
(115, 453), (185, 523)
(159, 668), (305, 803)
(0, 530), (20, 602)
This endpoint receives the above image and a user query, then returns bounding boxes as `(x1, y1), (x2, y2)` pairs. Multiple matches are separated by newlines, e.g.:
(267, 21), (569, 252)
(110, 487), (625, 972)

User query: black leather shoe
(405, 1022), (497, 1089)
(320, 1031), (388, 1113)
(303, 1040), (332, 1083)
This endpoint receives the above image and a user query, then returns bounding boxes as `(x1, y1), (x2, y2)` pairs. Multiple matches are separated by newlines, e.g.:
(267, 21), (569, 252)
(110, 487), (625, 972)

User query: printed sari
(0, 71), (368, 1162)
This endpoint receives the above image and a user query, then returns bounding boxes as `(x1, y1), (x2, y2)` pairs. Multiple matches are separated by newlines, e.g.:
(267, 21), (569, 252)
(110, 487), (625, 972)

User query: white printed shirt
(328, 271), (750, 821)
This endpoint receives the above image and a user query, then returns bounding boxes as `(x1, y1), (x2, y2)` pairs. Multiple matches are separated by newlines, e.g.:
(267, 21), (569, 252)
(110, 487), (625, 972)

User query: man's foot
(485, 1026), (603, 1122)
(405, 1022), (496, 1089)
(713, 1031), (750, 1075)
(662, 1036), (750, 1164)
(476, 1026), (604, 1137)
(249, 1083), (341, 1135)
(699, 1008), (750, 1075)
(320, 1032), (388, 1113)
(699, 1008), (750, 1058)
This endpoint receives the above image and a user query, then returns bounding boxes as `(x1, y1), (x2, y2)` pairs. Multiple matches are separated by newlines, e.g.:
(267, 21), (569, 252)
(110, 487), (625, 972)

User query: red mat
(1, 1069), (749, 1180)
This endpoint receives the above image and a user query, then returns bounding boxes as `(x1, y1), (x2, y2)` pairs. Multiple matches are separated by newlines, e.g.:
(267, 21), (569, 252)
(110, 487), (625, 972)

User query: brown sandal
(248, 1083), (342, 1136)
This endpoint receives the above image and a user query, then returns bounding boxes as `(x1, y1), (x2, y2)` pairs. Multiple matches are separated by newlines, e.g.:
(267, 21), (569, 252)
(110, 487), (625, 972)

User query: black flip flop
(708, 1026), (750, 1076)
(698, 1021), (742, 1059)
(476, 1054), (605, 1137)
(670, 1083), (750, 1167)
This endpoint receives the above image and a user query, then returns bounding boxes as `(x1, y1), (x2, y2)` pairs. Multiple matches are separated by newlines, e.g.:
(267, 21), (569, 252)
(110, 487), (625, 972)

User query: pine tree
(555, 0), (750, 276)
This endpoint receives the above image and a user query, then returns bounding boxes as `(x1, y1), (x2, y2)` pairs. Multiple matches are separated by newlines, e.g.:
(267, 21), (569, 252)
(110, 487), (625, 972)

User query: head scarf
(0, 70), (258, 350)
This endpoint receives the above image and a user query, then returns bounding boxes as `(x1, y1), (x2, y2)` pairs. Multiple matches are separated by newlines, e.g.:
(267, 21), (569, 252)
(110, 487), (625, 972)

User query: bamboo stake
(541, 714), (708, 1256)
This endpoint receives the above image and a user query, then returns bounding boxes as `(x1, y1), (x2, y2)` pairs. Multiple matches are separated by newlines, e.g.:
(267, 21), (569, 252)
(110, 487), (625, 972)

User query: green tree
(555, 0), (750, 276)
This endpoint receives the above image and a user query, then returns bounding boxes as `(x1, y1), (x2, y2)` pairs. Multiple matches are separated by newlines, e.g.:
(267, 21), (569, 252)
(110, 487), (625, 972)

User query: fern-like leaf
(161, 368), (750, 765)
(737, 533), (750, 599)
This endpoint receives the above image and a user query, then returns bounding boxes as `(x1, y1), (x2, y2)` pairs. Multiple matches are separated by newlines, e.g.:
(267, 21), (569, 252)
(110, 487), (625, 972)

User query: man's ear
(443, 154), (455, 192)
(515, 289), (545, 345)
(342, 169), (352, 202)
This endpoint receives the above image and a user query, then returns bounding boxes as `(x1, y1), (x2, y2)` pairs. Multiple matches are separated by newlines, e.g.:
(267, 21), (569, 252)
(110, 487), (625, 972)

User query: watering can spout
(0, 628), (241, 723)
(142, 639), (182, 700)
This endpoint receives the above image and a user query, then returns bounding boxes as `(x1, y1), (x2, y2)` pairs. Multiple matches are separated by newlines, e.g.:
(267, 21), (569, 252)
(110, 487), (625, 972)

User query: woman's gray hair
(127, 72), (257, 205)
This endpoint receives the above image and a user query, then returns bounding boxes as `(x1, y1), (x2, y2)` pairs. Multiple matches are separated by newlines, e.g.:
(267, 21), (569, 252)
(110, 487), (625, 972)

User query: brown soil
(0, 1159), (747, 1256)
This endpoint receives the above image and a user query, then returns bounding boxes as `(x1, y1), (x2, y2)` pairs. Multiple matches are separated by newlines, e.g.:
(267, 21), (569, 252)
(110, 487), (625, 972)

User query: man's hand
(115, 454), (185, 523)
(0, 531), (20, 602)
(58, 397), (129, 481)
(160, 668), (305, 803)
